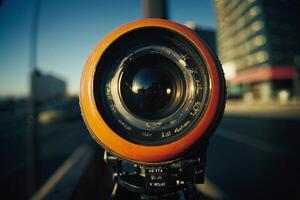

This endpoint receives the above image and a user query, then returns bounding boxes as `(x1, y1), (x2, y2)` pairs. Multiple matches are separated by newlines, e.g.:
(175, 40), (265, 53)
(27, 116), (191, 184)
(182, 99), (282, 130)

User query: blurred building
(214, 0), (300, 100)
(32, 69), (67, 103)
(185, 21), (217, 52)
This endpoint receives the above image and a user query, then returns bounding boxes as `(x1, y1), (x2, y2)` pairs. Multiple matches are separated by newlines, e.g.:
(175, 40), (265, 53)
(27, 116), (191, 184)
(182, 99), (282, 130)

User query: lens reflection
(121, 54), (179, 120)
(132, 67), (173, 108)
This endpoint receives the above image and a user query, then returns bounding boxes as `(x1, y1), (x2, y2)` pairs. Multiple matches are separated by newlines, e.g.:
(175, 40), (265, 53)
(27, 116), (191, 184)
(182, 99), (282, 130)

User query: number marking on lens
(190, 101), (202, 116)
(195, 80), (203, 95)
(109, 104), (117, 113)
(142, 132), (152, 137)
(118, 119), (132, 131)
(174, 120), (191, 134)
(162, 131), (171, 138)
(105, 84), (113, 100)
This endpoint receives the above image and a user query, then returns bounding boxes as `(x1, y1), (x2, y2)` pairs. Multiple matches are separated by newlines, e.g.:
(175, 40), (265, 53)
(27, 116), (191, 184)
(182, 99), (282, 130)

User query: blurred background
(0, 0), (299, 199)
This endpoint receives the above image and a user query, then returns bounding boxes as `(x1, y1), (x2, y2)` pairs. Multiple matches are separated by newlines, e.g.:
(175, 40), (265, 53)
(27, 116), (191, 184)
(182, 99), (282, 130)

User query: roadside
(225, 99), (300, 119)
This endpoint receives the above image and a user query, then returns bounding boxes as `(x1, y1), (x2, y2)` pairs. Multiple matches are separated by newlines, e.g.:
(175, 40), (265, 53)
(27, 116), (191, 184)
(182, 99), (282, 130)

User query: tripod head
(104, 138), (208, 199)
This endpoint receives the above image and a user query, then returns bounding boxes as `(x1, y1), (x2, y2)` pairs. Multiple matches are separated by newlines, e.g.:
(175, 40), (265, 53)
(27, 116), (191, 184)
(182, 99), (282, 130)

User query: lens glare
(130, 67), (173, 113)
(121, 54), (178, 120)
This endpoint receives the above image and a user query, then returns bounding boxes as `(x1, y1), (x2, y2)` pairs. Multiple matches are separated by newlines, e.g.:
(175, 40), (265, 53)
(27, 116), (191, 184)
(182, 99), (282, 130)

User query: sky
(0, 0), (216, 97)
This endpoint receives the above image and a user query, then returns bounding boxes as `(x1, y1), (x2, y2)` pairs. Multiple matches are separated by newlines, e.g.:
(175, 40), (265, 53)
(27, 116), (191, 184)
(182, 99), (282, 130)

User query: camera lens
(92, 27), (215, 146)
(121, 54), (183, 120)
(81, 19), (226, 163)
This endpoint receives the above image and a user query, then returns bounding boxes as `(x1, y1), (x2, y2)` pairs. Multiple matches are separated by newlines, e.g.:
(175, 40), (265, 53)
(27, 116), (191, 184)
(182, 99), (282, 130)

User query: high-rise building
(214, 0), (300, 100)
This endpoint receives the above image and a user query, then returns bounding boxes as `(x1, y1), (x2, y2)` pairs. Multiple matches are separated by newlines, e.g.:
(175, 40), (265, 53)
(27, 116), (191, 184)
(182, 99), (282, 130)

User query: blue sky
(0, 0), (216, 97)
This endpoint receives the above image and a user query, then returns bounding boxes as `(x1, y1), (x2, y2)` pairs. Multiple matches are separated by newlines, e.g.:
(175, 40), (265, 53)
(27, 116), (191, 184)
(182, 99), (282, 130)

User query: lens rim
(109, 45), (196, 132)
(80, 19), (226, 164)
(99, 32), (210, 146)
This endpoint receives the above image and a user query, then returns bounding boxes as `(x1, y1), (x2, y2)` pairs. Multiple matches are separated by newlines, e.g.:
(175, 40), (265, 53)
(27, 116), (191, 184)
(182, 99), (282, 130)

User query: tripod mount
(104, 141), (209, 200)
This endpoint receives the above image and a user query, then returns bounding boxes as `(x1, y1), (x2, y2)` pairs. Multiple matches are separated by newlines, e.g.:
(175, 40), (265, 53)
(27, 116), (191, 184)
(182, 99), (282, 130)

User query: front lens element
(121, 54), (180, 120)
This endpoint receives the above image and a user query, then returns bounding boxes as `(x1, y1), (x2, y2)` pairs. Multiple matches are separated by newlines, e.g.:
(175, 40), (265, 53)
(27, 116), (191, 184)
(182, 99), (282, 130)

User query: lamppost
(26, 0), (40, 196)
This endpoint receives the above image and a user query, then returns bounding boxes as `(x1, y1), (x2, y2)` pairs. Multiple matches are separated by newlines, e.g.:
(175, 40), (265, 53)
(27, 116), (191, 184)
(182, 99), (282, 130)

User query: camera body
(80, 19), (226, 196)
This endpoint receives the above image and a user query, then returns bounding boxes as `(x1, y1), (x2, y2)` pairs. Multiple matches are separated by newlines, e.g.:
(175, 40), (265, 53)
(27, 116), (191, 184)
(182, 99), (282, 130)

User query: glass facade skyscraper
(214, 0), (300, 100)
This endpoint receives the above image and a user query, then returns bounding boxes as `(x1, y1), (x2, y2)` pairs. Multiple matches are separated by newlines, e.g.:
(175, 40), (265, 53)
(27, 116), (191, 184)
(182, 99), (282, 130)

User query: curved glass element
(121, 53), (181, 120)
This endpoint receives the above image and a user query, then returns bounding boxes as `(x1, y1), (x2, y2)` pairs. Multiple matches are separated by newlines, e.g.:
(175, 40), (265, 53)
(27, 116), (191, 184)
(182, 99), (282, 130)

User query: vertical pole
(27, 0), (40, 196)
(142, 0), (168, 19)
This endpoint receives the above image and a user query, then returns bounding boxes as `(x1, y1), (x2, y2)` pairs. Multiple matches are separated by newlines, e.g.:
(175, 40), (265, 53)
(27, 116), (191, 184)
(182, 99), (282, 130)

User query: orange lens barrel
(80, 19), (225, 164)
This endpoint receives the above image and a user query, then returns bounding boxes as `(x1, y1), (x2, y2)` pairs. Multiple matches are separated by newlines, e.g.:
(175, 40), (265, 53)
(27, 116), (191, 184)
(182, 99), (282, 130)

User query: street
(0, 110), (90, 199)
(1, 105), (300, 199)
(204, 114), (300, 200)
